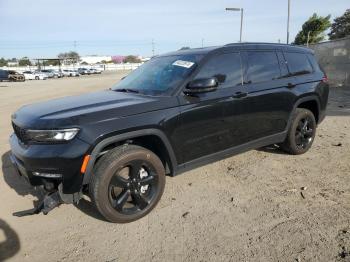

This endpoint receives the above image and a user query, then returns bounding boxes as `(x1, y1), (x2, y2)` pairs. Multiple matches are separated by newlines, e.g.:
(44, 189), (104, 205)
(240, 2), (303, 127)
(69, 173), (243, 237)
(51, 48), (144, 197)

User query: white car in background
(40, 69), (55, 78)
(89, 68), (103, 74)
(62, 69), (80, 77)
(23, 71), (47, 80)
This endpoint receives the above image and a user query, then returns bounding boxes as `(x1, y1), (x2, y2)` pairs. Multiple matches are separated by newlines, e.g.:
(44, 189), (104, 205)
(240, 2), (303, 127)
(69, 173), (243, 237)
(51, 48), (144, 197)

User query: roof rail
(224, 42), (292, 47)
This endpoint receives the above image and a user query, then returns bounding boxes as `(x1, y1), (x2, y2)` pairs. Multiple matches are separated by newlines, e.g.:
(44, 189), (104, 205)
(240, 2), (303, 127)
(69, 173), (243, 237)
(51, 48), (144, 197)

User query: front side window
(246, 51), (281, 84)
(284, 52), (313, 76)
(112, 54), (203, 95)
(194, 52), (242, 88)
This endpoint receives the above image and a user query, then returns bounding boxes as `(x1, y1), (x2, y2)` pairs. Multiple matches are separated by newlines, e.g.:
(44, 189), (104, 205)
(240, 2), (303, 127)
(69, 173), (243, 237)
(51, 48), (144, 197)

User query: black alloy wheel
(280, 108), (316, 155)
(108, 159), (158, 215)
(295, 116), (314, 149)
(90, 145), (165, 223)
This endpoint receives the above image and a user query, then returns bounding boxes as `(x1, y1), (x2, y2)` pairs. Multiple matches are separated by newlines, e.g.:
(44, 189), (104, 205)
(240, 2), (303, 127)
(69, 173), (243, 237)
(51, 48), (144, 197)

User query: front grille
(12, 122), (29, 143)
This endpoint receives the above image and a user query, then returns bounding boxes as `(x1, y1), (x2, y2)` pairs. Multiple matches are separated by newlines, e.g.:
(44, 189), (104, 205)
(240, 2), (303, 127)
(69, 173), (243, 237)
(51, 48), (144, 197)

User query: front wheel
(89, 145), (166, 223)
(280, 108), (316, 155)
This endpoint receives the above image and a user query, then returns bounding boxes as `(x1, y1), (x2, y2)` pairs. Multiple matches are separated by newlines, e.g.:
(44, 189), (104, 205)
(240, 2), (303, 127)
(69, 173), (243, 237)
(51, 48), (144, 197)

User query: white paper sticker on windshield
(172, 60), (195, 68)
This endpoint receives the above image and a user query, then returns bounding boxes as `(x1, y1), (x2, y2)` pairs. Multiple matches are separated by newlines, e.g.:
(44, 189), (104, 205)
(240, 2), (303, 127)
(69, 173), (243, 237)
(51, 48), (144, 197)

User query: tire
(89, 144), (166, 223)
(280, 108), (316, 155)
(35, 76), (39, 80)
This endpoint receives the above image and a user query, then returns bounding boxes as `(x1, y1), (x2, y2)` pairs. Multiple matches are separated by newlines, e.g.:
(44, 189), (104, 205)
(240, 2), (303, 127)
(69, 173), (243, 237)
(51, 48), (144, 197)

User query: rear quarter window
(284, 52), (313, 76)
(306, 54), (322, 73)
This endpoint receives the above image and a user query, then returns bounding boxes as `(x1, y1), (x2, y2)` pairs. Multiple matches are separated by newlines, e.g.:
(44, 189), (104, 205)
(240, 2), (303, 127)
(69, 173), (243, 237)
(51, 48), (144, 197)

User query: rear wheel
(89, 145), (166, 223)
(281, 108), (316, 155)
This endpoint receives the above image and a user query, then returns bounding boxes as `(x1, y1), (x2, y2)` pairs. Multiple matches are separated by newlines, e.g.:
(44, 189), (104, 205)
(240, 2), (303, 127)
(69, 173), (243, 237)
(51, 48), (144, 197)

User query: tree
(45, 60), (60, 66)
(293, 13), (331, 45)
(18, 57), (32, 66)
(58, 51), (80, 64)
(58, 51), (80, 60)
(0, 58), (7, 67)
(123, 55), (141, 63)
(328, 9), (350, 40)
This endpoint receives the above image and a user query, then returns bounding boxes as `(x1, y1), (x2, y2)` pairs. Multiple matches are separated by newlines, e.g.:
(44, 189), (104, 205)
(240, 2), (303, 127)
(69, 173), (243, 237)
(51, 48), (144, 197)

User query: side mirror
(184, 77), (218, 94)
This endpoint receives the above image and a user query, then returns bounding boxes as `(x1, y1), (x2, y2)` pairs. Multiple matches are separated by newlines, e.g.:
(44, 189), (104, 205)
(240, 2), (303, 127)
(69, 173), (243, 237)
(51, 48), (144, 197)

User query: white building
(80, 55), (112, 64)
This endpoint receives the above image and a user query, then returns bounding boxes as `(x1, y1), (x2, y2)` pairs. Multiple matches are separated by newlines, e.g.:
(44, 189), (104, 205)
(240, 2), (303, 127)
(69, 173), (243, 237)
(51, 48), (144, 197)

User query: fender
(82, 128), (178, 184)
(286, 95), (321, 131)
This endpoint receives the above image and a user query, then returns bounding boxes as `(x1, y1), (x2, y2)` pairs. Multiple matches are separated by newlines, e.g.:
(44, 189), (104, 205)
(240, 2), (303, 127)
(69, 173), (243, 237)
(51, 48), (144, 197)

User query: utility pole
(151, 39), (155, 57)
(287, 0), (291, 44)
(201, 38), (204, 47)
(73, 40), (77, 68)
(225, 7), (244, 42)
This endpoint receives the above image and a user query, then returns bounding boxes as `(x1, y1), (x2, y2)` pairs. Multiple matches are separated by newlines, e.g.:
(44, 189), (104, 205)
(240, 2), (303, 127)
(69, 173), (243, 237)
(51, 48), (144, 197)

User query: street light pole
(287, 0), (291, 44)
(240, 8), (244, 43)
(225, 7), (244, 42)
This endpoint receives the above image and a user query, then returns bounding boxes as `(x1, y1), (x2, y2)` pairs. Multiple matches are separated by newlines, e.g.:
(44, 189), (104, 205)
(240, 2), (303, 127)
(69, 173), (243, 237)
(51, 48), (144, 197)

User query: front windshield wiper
(114, 88), (140, 93)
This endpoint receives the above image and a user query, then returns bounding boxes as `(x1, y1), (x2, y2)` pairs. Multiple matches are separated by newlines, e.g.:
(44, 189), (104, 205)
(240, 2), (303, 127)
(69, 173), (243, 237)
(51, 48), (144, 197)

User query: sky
(0, 0), (348, 59)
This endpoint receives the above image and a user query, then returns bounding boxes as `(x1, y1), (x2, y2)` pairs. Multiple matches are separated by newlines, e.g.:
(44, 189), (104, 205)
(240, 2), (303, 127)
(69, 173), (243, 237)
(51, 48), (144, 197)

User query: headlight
(26, 128), (79, 142)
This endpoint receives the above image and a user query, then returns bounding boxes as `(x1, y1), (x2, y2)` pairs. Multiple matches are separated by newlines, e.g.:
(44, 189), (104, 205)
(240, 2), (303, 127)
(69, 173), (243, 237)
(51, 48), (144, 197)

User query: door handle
(232, 91), (247, 98)
(287, 82), (296, 88)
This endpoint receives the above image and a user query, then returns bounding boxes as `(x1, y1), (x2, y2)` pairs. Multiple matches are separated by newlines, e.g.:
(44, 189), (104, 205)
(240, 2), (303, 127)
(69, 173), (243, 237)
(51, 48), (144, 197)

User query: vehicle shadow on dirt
(74, 198), (108, 222)
(0, 218), (21, 261)
(1, 151), (45, 201)
(257, 144), (288, 155)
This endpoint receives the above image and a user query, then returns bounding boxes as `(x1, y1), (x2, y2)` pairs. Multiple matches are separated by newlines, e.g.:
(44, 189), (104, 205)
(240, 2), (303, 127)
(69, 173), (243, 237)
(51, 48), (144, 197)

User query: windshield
(112, 54), (203, 95)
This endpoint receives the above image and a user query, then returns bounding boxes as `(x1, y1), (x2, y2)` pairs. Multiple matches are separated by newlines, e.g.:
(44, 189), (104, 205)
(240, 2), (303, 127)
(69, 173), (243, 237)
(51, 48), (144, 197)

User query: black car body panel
(9, 43), (329, 196)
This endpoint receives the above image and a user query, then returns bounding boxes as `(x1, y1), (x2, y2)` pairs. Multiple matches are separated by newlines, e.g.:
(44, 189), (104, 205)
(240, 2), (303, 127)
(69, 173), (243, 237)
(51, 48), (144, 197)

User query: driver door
(176, 51), (245, 164)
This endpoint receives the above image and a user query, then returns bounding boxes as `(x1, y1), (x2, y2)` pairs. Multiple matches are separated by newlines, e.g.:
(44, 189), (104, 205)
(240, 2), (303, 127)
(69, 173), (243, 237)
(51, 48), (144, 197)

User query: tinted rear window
(246, 51), (281, 84)
(194, 52), (242, 88)
(284, 52), (313, 76)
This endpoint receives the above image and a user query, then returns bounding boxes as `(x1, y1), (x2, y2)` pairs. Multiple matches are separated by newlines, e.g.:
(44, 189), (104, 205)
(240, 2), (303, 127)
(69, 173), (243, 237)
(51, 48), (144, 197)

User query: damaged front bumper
(9, 133), (90, 216)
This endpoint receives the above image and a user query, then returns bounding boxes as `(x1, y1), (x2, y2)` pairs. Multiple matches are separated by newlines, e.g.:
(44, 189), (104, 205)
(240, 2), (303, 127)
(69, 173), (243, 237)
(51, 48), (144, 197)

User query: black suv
(9, 43), (329, 222)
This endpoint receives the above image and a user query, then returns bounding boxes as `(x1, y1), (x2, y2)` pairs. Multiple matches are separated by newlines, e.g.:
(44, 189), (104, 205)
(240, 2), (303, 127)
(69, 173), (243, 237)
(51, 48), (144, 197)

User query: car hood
(12, 90), (177, 129)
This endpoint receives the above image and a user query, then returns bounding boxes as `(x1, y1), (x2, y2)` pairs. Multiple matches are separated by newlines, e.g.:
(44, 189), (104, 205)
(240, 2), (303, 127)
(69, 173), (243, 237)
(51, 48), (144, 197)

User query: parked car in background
(78, 68), (91, 75)
(62, 69), (80, 77)
(23, 71), (47, 80)
(22, 71), (36, 80)
(69, 70), (80, 77)
(40, 69), (55, 78)
(0, 69), (9, 81)
(89, 68), (98, 74)
(0, 70), (25, 82)
(89, 68), (102, 74)
(34, 70), (50, 79)
(52, 70), (64, 78)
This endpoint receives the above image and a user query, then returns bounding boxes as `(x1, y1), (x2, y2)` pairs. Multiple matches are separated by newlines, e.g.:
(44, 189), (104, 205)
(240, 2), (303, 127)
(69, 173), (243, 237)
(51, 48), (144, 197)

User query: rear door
(238, 50), (294, 142)
(176, 51), (244, 163)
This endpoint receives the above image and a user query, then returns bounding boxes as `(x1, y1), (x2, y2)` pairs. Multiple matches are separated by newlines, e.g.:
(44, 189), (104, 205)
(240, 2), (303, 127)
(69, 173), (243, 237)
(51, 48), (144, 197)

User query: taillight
(322, 75), (328, 83)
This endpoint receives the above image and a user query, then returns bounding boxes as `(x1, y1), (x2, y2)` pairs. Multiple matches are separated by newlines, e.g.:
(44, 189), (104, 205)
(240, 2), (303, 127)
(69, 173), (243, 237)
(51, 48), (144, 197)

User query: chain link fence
(309, 37), (350, 87)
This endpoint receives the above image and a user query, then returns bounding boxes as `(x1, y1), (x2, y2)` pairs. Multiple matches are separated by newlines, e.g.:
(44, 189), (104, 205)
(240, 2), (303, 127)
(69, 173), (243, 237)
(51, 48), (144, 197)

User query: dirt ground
(0, 71), (349, 262)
